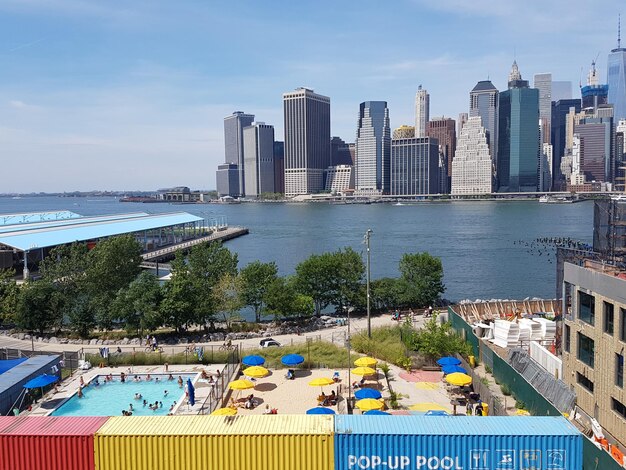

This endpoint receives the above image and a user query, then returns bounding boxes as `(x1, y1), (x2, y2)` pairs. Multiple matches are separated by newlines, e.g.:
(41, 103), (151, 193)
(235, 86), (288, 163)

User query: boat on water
(538, 195), (573, 204)
(119, 196), (162, 203)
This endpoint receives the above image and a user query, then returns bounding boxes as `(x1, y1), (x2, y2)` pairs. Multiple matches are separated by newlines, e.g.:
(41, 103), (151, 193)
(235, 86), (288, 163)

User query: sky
(0, 0), (623, 192)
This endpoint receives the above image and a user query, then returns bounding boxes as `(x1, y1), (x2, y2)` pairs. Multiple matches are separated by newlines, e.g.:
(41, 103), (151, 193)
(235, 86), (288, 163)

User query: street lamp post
(365, 229), (372, 338)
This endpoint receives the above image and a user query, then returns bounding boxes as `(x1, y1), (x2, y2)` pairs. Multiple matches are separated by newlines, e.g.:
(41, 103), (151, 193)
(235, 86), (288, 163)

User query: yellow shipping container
(94, 415), (334, 470)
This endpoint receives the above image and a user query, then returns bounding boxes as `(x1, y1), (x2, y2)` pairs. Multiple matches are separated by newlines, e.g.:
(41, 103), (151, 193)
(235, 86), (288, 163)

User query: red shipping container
(0, 416), (108, 470)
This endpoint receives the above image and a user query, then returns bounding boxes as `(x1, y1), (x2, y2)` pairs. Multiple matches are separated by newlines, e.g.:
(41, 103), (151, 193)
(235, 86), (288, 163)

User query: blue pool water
(51, 374), (197, 416)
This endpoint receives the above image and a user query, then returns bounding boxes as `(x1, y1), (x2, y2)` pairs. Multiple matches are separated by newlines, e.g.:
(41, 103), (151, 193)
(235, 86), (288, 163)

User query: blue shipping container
(334, 416), (582, 470)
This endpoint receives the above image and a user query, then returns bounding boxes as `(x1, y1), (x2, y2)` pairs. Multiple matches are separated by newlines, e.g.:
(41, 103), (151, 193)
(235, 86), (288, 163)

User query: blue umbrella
(281, 354), (305, 366)
(436, 356), (461, 366)
(242, 355), (265, 366)
(23, 374), (58, 389)
(306, 407), (336, 415)
(187, 378), (195, 406)
(425, 410), (449, 416)
(365, 410), (391, 415)
(355, 388), (382, 400)
(441, 365), (467, 375)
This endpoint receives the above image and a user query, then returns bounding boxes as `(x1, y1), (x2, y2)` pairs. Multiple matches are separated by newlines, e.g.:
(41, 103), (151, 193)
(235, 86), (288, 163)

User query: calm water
(0, 196), (593, 301)
(51, 373), (196, 416)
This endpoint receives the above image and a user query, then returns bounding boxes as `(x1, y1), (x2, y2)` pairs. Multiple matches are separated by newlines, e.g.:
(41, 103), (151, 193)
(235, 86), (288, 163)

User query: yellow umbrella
(308, 377), (335, 387)
(351, 366), (377, 376)
(244, 366), (269, 378)
(409, 402), (448, 412)
(355, 398), (384, 411)
(445, 372), (472, 387)
(211, 407), (237, 416)
(229, 379), (255, 390)
(354, 357), (377, 368)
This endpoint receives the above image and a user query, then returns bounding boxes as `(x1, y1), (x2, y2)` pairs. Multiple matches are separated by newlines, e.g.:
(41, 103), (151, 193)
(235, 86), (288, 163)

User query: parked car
(259, 338), (281, 348)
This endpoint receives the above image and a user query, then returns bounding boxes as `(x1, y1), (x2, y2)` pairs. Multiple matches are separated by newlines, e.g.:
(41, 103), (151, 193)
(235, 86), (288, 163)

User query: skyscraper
(427, 117), (456, 177)
(390, 137), (439, 196)
(224, 111), (254, 197)
(551, 99), (582, 189)
(392, 125), (416, 140)
(414, 86), (429, 138)
(283, 88), (331, 196)
(582, 60), (609, 110)
(355, 101), (391, 195)
(273, 141), (285, 194)
(243, 122), (275, 197)
(216, 163), (239, 198)
(451, 116), (493, 195)
(330, 137), (353, 166)
(574, 108), (614, 183)
(608, 16), (626, 121)
(469, 80), (498, 172)
(457, 113), (468, 137)
(534, 73), (552, 144)
(497, 61), (540, 192)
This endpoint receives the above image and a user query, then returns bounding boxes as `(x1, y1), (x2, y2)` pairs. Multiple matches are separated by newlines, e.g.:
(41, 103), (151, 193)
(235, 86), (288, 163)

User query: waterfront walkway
(141, 226), (248, 261)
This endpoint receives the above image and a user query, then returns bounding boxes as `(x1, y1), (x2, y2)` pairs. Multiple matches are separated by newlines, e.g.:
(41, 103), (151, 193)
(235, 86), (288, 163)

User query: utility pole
(365, 229), (373, 338)
(347, 306), (351, 414)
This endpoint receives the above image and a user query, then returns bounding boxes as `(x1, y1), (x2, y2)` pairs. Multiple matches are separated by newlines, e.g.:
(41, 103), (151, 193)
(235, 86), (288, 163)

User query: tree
(0, 269), (19, 325)
(371, 277), (402, 311)
(213, 273), (244, 330)
(113, 272), (163, 335)
(160, 256), (196, 333)
(240, 261), (278, 322)
(67, 292), (96, 338)
(332, 247), (365, 312)
(398, 252), (445, 308)
(15, 280), (63, 335)
(265, 277), (314, 319)
(403, 315), (471, 360)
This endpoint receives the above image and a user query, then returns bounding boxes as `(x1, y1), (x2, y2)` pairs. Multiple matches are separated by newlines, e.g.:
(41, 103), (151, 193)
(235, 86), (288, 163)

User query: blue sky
(0, 0), (622, 192)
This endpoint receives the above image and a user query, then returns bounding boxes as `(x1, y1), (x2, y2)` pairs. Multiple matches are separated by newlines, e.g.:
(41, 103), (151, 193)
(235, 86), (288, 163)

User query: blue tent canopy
(281, 354), (305, 366)
(365, 410), (391, 415)
(0, 358), (27, 375)
(355, 388), (382, 400)
(425, 410), (450, 416)
(436, 356), (461, 366)
(242, 355), (265, 366)
(23, 374), (58, 389)
(306, 407), (335, 415)
(442, 365), (467, 375)
(187, 378), (195, 406)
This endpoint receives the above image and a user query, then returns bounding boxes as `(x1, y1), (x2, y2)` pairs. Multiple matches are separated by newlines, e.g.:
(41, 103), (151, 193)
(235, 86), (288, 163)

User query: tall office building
(469, 80), (498, 173)
(243, 122), (275, 197)
(534, 73), (552, 144)
(355, 101), (391, 195)
(551, 99), (582, 189)
(608, 16), (626, 121)
(451, 116), (493, 195)
(324, 165), (354, 195)
(224, 111), (254, 197)
(393, 125), (415, 139)
(390, 137), (439, 196)
(216, 163), (239, 197)
(616, 119), (626, 191)
(283, 88), (331, 196)
(414, 86), (429, 138)
(457, 113), (468, 137)
(273, 141), (285, 194)
(427, 117), (456, 177)
(582, 61), (609, 110)
(574, 108), (614, 183)
(497, 61), (540, 192)
(330, 137), (353, 166)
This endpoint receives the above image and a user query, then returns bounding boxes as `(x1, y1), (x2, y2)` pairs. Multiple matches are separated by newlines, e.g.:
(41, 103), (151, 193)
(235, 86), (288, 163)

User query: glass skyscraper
(469, 80), (498, 171)
(355, 101), (391, 194)
(224, 111), (255, 197)
(608, 21), (626, 121)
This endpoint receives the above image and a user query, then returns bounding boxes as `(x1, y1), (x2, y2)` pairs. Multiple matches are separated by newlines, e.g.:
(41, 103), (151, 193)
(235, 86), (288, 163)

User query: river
(0, 197), (593, 302)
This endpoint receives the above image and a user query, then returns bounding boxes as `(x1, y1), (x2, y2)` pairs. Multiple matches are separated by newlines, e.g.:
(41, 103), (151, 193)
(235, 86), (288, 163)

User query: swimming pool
(51, 374), (197, 417)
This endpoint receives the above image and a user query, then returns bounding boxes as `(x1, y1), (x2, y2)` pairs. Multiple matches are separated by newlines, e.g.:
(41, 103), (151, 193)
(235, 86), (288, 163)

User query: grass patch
(351, 326), (407, 367)
(243, 341), (350, 369)
(85, 350), (233, 367)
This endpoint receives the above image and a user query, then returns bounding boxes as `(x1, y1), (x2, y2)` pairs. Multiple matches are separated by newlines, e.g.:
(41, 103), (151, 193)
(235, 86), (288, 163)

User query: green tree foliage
(68, 292), (96, 338)
(295, 248), (365, 316)
(112, 272), (163, 335)
(402, 315), (471, 360)
(0, 269), (19, 325)
(371, 277), (401, 311)
(15, 280), (63, 334)
(160, 255), (196, 333)
(264, 277), (314, 319)
(213, 272), (244, 329)
(398, 252), (445, 308)
(240, 261), (278, 322)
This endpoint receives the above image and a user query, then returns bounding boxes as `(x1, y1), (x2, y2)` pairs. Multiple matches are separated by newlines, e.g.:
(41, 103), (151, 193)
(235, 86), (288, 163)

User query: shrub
(480, 377), (489, 386)
(485, 365), (493, 374)
(515, 400), (526, 410)
(500, 384), (512, 396)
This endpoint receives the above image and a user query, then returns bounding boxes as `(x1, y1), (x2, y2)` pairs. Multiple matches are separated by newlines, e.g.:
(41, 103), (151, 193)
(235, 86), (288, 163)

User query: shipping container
(334, 416), (582, 470)
(95, 415), (334, 470)
(0, 416), (109, 470)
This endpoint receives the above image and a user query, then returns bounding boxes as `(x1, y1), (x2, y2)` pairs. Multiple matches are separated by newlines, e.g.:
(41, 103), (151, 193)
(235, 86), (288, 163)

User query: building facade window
(578, 291), (595, 325)
(617, 353), (624, 388)
(577, 332), (595, 368)
(576, 372), (595, 392)
(621, 308), (626, 342)
(604, 301), (614, 335)
(612, 398), (626, 418)
(564, 325), (571, 352)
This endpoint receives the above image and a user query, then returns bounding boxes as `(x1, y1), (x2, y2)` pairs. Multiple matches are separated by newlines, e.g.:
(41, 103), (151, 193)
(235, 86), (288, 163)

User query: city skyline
(0, 1), (623, 192)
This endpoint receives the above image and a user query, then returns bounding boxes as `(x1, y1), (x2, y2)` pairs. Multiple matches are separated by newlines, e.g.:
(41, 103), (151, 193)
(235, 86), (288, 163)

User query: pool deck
(28, 364), (225, 417)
